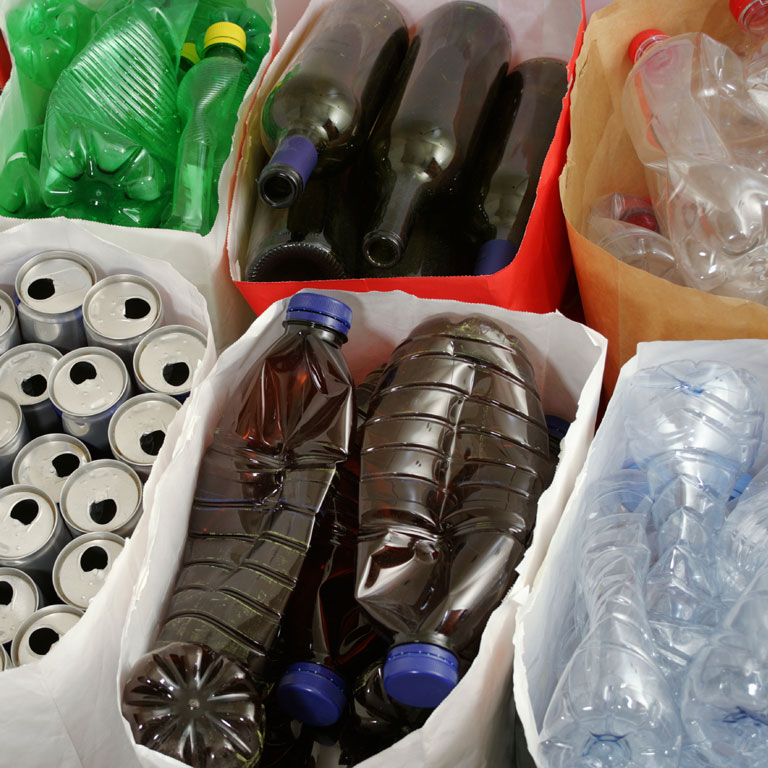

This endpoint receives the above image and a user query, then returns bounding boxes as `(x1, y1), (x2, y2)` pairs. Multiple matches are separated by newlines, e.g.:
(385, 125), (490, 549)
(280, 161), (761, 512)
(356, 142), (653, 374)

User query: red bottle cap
(628, 29), (669, 64)
(731, 0), (753, 22)
(731, 0), (768, 27)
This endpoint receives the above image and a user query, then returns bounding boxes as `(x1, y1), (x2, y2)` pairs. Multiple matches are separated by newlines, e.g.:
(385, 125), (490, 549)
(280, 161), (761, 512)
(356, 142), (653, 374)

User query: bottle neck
(741, 0), (768, 37)
(284, 319), (346, 347)
(363, 173), (425, 268)
(204, 43), (245, 62)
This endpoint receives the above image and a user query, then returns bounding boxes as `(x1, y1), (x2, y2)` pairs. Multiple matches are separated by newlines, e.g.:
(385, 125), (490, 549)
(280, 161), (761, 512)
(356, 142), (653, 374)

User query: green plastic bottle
(178, 41), (200, 83)
(0, 126), (47, 217)
(39, 0), (194, 226)
(164, 21), (247, 234)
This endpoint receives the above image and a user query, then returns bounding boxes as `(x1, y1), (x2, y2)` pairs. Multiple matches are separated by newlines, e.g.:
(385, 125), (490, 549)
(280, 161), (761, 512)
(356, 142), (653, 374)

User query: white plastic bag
(514, 338), (768, 766)
(0, 218), (216, 768)
(115, 290), (605, 768)
(0, 0), (277, 348)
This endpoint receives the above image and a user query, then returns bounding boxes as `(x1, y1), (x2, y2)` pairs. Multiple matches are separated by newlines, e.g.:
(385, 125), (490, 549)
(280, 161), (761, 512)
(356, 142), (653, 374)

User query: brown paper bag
(562, 0), (768, 394)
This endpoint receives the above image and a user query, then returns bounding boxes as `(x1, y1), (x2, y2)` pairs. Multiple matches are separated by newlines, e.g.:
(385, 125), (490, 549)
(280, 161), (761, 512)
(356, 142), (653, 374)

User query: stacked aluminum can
(0, 251), (207, 668)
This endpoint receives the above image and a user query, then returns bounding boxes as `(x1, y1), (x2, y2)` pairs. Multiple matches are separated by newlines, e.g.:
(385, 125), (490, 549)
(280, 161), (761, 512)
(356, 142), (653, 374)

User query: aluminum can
(0, 567), (41, 645)
(49, 347), (132, 452)
(0, 343), (62, 435)
(11, 604), (83, 666)
(0, 484), (71, 583)
(108, 393), (181, 479)
(132, 324), (206, 401)
(15, 251), (97, 351)
(12, 434), (92, 504)
(52, 531), (125, 610)
(0, 642), (9, 670)
(0, 288), (21, 355)
(60, 459), (143, 537)
(0, 392), (29, 484)
(83, 274), (163, 362)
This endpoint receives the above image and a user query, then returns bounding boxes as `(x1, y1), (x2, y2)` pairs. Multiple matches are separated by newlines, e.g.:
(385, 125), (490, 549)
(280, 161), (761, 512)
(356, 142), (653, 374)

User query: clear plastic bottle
(540, 474), (682, 768)
(356, 315), (552, 709)
(681, 567), (768, 768)
(623, 28), (768, 302)
(122, 292), (355, 768)
(731, 0), (768, 116)
(586, 193), (687, 286)
(361, 1), (511, 269)
(625, 361), (764, 688)
(257, 0), (408, 208)
(164, 22), (247, 234)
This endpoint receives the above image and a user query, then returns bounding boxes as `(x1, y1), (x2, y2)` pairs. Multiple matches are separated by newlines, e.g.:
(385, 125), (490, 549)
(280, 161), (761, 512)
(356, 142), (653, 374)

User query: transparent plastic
(682, 567), (768, 768)
(122, 294), (355, 767)
(586, 193), (686, 286)
(622, 32), (768, 302)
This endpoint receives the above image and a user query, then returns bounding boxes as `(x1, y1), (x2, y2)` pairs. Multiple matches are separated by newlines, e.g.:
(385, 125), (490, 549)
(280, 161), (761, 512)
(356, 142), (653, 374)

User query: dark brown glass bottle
(257, 0), (408, 208)
(471, 58), (568, 275)
(361, 1), (511, 270)
(122, 293), (356, 768)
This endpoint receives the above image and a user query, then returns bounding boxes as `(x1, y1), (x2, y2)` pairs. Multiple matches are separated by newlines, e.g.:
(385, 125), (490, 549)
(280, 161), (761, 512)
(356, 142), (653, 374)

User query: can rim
(108, 393), (182, 469)
(132, 324), (207, 395)
(14, 251), (98, 314)
(82, 274), (164, 345)
(0, 343), (63, 405)
(0, 483), (60, 558)
(48, 346), (130, 417)
(59, 459), (143, 536)
(52, 531), (125, 609)
(10, 603), (84, 667)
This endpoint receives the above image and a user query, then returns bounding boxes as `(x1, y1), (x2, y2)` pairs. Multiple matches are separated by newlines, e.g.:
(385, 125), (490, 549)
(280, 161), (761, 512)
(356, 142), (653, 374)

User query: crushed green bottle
(164, 21), (246, 234)
(39, 0), (196, 226)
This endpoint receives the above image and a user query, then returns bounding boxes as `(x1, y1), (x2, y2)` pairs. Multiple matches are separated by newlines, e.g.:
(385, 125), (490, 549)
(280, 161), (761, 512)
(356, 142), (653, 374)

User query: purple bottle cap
(277, 662), (347, 727)
(258, 135), (319, 208)
(383, 643), (459, 708)
(286, 292), (352, 336)
(474, 240), (518, 275)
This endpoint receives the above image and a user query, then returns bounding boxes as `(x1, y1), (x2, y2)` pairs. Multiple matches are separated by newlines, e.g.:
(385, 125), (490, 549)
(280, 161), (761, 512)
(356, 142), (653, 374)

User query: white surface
(0, 220), (216, 768)
(514, 339), (768, 766)
(117, 290), (605, 768)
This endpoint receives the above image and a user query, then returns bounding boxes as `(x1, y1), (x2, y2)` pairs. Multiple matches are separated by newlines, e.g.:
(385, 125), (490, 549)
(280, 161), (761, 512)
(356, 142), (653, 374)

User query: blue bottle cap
(276, 662), (347, 727)
(259, 135), (319, 208)
(286, 292), (352, 336)
(382, 643), (459, 708)
(545, 415), (571, 442)
(474, 240), (518, 275)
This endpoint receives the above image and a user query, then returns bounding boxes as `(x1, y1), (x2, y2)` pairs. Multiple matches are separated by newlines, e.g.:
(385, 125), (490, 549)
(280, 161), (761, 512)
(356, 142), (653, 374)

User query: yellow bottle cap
(203, 22), (247, 54)
(181, 41), (200, 65)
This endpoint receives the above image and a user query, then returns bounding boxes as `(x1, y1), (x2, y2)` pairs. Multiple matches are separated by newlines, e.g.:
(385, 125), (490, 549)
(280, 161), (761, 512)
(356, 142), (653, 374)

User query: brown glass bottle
(257, 0), (408, 208)
(361, 1), (511, 270)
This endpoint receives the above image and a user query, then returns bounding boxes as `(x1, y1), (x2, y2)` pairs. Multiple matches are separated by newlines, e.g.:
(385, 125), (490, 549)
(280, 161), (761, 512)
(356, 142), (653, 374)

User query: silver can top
(52, 532), (125, 610)
(0, 485), (58, 562)
(15, 251), (97, 315)
(0, 343), (62, 406)
(109, 394), (181, 470)
(0, 567), (40, 645)
(49, 347), (129, 417)
(133, 324), (206, 397)
(83, 274), (163, 343)
(0, 289), (17, 338)
(0, 392), (22, 448)
(60, 460), (142, 535)
(13, 435), (91, 503)
(11, 604), (83, 667)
